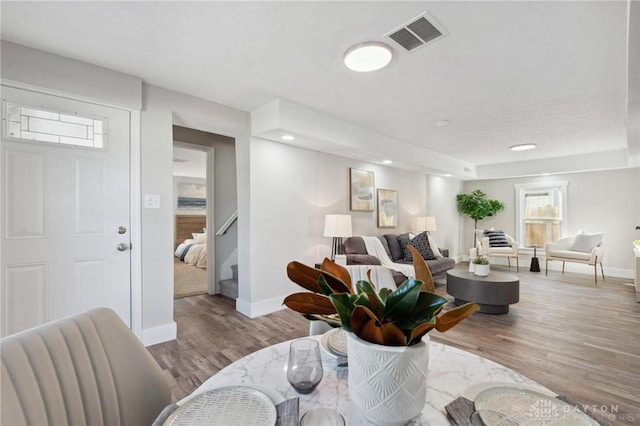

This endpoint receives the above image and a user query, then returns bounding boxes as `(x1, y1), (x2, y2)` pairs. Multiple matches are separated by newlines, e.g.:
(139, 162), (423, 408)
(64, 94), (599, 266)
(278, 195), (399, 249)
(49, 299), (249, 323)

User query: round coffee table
(446, 268), (519, 313)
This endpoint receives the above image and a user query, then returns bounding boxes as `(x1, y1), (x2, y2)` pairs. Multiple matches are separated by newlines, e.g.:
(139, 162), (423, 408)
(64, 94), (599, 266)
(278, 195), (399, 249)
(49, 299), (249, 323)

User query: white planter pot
(346, 332), (429, 426)
(474, 264), (490, 276)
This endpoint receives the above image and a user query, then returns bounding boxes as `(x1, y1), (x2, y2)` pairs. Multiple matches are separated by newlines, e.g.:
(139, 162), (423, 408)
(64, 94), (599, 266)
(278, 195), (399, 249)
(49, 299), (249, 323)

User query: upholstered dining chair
(1, 307), (172, 426)
(309, 265), (396, 335)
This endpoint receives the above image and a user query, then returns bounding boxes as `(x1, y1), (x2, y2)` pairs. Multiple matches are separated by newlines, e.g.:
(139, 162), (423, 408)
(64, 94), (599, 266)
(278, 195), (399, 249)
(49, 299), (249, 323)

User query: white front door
(1, 85), (131, 336)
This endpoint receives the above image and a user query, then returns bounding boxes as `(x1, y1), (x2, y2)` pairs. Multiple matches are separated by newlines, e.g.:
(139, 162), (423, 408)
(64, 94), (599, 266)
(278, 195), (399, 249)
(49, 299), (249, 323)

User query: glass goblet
(287, 338), (323, 394)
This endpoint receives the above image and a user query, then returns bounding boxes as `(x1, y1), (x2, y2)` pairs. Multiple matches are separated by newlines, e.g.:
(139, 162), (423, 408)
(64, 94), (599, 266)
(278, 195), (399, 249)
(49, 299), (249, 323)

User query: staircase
(219, 264), (238, 299)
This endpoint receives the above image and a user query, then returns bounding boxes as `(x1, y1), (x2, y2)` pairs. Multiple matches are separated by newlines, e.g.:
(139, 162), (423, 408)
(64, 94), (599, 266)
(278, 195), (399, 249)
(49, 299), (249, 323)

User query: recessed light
(281, 134), (295, 141)
(510, 143), (536, 151)
(443, 173), (452, 177)
(382, 160), (393, 164)
(344, 42), (393, 72)
(434, 119), (450, 127)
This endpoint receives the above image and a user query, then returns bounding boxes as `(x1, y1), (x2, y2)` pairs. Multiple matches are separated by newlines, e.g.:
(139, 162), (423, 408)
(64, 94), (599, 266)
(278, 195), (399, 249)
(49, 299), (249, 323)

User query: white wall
(427, 175), (465, 260)
(461, 168), (640, 277)
(236, 137), (438, 317)
(140, 84), (249, 344)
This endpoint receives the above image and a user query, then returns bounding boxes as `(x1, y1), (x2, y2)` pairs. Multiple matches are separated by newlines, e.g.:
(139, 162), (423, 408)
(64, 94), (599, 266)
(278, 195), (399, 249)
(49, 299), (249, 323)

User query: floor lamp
(323, 214), (352, 261)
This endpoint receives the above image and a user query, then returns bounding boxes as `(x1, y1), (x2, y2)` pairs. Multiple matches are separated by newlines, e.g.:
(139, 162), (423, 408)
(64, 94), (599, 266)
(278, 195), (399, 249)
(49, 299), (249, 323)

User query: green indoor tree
(456, 189), (505, 247)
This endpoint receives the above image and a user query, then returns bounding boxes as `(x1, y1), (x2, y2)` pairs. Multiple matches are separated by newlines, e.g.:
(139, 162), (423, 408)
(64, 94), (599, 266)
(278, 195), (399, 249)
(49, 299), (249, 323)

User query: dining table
(177, 333), (556, 425)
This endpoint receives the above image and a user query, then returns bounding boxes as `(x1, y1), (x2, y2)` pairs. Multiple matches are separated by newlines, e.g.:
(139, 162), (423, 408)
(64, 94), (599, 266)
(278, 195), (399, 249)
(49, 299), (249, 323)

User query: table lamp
(416, 216), (437, 235)
(323, 214), (352, 261)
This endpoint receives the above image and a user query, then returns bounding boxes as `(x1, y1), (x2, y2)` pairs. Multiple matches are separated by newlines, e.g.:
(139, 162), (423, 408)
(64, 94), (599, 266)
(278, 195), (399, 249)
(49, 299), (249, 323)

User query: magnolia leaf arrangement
(284, 245), (479, 346)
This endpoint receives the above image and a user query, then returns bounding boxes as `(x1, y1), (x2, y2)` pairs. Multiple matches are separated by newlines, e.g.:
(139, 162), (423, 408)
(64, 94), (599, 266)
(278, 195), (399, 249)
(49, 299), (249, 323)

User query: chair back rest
(1, 308), (171, 426)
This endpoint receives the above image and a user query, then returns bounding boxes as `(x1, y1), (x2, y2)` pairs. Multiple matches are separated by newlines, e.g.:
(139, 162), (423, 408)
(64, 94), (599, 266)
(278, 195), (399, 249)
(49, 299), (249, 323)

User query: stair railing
(216, 209), (238, 236)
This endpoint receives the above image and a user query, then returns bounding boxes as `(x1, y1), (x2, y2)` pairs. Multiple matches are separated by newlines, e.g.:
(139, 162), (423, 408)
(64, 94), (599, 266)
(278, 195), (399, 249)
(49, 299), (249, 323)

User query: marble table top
(180, 335), (552, 425)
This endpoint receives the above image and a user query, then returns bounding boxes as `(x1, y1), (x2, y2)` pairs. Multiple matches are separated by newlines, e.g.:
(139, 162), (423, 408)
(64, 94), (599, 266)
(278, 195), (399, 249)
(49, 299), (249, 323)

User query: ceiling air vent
(387, 13), (445, 52)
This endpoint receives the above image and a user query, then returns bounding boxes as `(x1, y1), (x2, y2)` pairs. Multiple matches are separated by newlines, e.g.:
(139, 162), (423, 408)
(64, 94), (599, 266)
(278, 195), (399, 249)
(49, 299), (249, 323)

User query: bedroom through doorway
(173, 144), (210, 299)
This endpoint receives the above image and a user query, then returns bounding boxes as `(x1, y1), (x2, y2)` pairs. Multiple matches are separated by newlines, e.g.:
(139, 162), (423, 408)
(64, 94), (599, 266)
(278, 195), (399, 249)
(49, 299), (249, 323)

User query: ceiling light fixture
(434, 119), (450, 127)
(281, 134), (295, 141)
(344, 42), (393, 72)
(382, 160), (393, 164)
(510, 143), (536, 151)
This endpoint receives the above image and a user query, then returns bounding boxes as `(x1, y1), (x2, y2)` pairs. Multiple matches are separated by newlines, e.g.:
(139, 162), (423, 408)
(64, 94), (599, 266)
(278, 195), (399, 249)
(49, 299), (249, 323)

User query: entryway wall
(172, 126), (237, 292)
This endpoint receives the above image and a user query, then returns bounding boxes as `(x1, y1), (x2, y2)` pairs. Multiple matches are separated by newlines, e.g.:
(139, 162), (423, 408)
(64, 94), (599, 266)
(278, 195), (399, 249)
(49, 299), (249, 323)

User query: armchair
(475, 229), (519, 272)
(545, 233), (605, 284)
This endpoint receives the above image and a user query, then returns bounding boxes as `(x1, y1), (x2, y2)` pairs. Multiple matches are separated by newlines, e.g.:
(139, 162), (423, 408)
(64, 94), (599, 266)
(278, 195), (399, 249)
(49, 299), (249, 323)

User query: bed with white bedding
(175, 232), (208, 269)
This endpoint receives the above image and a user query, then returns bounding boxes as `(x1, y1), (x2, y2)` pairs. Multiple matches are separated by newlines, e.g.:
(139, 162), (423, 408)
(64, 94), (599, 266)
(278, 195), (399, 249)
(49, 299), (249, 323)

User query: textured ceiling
(1, 1), (635, 172)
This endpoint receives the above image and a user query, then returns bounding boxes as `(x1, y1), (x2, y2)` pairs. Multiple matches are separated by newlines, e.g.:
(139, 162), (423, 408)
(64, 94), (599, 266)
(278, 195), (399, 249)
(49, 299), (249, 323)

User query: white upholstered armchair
(545, 232), (605, 284)
(475, 229), (520, 272)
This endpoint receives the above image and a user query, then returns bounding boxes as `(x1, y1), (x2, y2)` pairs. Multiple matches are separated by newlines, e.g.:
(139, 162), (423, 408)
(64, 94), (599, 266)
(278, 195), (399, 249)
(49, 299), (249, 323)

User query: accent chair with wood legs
(545, 232), (605, 284)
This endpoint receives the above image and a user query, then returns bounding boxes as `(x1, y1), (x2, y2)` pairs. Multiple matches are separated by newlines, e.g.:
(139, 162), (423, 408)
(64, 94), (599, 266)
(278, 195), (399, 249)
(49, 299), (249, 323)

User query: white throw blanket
(361, 236), (415, 278)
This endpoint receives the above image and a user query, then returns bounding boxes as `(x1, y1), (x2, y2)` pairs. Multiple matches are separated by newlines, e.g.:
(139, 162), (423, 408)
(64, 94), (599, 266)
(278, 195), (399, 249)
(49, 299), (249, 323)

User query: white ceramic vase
(474, 264), (490, 276)
(346, 332), (429, 426)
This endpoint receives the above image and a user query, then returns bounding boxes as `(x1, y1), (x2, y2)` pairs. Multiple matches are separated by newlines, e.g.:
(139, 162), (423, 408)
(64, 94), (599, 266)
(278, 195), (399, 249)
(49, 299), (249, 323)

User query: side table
(529, 246), (541, 272)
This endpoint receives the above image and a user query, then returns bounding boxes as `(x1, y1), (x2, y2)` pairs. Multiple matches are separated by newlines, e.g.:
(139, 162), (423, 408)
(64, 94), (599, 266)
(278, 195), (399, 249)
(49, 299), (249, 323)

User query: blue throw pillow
(398, 232), (436, 261)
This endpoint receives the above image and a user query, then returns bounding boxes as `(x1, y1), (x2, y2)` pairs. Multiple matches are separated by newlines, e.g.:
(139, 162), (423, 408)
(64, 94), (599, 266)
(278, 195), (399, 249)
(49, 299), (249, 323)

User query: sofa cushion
(568, 232), (603, 253)
(484, 229), (511, 247)
(398, 232), (436, 261)
(383, 234), (404, 261)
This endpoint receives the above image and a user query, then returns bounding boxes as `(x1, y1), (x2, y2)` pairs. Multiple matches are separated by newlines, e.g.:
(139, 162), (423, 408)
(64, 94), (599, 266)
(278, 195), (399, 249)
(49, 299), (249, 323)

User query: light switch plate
(144, 194), (160, 209)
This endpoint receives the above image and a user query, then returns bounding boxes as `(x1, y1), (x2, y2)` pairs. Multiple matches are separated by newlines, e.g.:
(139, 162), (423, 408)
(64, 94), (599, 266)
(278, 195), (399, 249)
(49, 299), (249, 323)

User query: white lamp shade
(323, 214), (353, 238)
(416, 216), (437, 232)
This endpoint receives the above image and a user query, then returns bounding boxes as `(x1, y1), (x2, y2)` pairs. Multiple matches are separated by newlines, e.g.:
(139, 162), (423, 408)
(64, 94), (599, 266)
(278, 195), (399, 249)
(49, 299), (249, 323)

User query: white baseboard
(236, 296), (286, 318)
(462, 255), (633, 279)
(141, 321), (177, 346)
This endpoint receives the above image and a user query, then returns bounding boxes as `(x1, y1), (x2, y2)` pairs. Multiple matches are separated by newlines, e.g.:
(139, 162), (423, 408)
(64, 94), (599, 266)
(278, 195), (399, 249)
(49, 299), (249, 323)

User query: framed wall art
(377, 189), (398, 228)
(176, 181), (207, 211)
(350, 168), (375, 211)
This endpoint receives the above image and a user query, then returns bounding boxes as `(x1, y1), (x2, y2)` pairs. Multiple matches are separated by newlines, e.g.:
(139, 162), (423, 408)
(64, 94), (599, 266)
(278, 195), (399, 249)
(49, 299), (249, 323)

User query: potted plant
(456, 189), (505, 247)
(472, 255), (490, 276)
(283, 246), (479, 425)
(634, 225), (640, 248)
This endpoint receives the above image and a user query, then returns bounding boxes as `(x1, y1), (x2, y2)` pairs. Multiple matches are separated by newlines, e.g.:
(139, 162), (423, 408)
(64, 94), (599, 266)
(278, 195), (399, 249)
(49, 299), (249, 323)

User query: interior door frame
(172, 141), (215, 294)
(0, 79), (143, 338)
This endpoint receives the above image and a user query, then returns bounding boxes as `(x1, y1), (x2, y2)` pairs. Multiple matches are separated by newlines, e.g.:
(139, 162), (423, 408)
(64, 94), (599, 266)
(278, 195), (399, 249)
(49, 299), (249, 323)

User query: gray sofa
(343, 234), (455, 286)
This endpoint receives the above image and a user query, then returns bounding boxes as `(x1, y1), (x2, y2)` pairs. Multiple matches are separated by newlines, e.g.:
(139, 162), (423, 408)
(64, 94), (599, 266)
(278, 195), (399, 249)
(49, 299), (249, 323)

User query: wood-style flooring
(147, 265), (640, 425)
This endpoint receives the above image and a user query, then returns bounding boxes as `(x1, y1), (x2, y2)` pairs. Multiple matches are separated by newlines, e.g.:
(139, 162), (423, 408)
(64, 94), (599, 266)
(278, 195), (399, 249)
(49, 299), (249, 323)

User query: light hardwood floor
(148, 265), (640, 425)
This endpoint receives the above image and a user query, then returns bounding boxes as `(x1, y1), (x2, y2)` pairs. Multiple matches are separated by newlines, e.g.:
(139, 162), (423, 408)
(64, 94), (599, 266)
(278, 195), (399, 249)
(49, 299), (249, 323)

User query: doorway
(172, 143), (213, 298)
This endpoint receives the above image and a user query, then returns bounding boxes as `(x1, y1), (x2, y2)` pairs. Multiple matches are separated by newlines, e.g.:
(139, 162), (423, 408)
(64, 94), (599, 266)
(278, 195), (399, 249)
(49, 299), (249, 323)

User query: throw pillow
(483, 230), (511, 247)
(568, 233), (603, 253)
(398, 231), (436, 261)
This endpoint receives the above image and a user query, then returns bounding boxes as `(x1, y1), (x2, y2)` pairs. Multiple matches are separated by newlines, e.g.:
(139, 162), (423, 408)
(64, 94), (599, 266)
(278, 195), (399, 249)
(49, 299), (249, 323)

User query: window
(515, 181), (568, 248)
(3, 102), (106, 149)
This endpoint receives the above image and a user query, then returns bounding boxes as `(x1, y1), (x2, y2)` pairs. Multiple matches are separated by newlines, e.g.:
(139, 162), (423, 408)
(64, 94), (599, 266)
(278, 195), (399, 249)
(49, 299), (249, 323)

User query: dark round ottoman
(446, 268), (519, 314)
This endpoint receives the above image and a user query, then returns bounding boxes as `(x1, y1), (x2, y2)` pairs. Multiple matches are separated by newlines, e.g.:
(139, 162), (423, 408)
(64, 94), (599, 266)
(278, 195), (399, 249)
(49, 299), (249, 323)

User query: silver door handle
(117, 243), (129, 252)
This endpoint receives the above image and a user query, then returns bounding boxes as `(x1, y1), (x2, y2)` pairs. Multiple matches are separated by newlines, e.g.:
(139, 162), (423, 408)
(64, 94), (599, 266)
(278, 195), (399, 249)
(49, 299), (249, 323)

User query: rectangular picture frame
(177, 181), (207, 211)
(377, 189), (398, 228)
(350, 168), (375, 211)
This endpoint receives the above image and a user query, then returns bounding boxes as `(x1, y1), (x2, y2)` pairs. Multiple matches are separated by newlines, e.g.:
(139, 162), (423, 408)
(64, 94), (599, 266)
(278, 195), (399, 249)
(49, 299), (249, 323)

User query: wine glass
(287, 338), (323, 394)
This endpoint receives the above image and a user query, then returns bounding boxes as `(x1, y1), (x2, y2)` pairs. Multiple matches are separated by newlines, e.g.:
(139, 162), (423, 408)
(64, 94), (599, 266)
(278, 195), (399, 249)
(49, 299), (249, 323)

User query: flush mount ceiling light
(344, 42), (393, 72)
(281, 134), (295, 141)
(510, 143), (536, 151)
(382, 160), (393, 164)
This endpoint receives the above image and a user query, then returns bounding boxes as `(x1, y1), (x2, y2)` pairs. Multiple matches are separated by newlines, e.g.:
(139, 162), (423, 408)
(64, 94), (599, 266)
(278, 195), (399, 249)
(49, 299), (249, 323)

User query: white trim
(130, 109), (142, 338)
(141, 321), (177, 346)
(236, 296), (287, 318)
(514, 180), (568, 248)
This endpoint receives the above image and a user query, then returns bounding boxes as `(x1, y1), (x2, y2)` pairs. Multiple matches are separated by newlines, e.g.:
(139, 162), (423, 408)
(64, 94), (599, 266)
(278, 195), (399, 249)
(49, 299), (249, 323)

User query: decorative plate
(165, 386), (277, 426)
(474, 386), (600, 425)
(327, 328), (347, 356)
